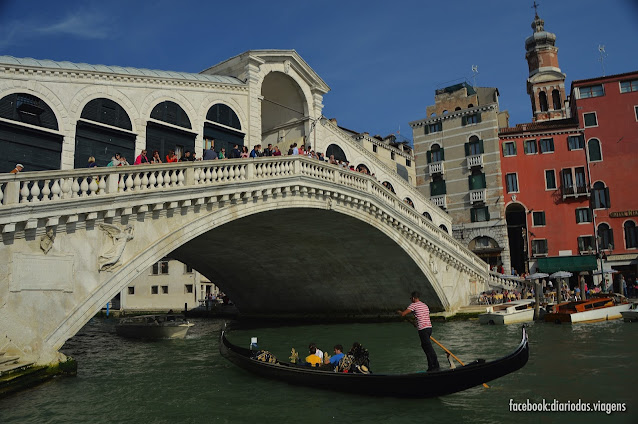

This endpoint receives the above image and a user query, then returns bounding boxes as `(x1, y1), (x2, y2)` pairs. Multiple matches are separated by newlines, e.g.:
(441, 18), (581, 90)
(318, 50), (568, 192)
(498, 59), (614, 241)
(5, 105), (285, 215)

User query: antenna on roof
(471, 65), (479, 88)
(598, 45), (607, 76)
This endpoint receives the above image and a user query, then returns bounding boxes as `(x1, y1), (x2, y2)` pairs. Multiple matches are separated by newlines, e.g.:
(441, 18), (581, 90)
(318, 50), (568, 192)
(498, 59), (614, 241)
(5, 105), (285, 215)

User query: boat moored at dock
(543, 295), (631, 324)
(478, 300), (535, 325)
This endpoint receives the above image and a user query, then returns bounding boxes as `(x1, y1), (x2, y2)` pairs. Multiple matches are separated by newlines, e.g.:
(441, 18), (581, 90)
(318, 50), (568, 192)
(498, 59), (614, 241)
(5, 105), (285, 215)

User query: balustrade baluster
(239, 165), (246, 180)
(20, 181), (30, 203)
(79, 177), (89, 197)
(163, 171), (172, 188)
(0, 183), (4, 204)
(30, 180), (41, 202)
(228, 166), (235, 180)
(89, 177), (99, 195)
(193, 168), (201, 184)
(61, 178), (71, 199)
(71, 178), (81, 198)
(124, 173), (134, 191)
(134, 173), (142, 190)
(222, 166), (229, 181)
(41, 180), (51, 201)
(141, 172), (149, 189)
(215, 167), (223, 182)
(177, 170), (185, 186)
(205, 168), (212, 183)
(97, 177), (106, 195)
(153, 171), (161, 188)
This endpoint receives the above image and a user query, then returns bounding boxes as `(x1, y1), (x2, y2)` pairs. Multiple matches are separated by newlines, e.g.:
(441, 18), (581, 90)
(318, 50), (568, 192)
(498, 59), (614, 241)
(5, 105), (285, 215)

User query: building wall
(572, 72), (638, 272)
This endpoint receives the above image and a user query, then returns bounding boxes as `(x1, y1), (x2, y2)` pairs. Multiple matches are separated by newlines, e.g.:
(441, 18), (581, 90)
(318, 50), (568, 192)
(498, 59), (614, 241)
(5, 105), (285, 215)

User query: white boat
(115, 314), (194, 339)
(621, 303), (638, 322)
(478, 300), (535, 325)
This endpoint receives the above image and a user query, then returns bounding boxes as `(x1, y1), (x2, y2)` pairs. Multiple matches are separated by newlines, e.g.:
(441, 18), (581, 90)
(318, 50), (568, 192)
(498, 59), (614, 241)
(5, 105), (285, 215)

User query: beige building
(410, 82), (512, 271)
(116, 258), (218, 312)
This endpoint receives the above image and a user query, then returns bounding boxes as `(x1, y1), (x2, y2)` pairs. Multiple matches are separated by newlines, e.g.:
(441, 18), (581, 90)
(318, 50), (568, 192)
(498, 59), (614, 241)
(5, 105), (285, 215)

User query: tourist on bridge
(229, 144), (241, 159)
(240, 146), (249, 158)
(134, 149), (149, 165)
(179, 150), (196, 162)
(87, 157), (97, 168)
(263, 144), (273, 156)
(272, 146), (282, 156)
(9, 163), (23, 173)
(151, 150), (162, 163)
(165, 150), (178, 163)
(107, 153), (122, 167)
(202, 142), (217, 160)
(398, 291), (440, 372)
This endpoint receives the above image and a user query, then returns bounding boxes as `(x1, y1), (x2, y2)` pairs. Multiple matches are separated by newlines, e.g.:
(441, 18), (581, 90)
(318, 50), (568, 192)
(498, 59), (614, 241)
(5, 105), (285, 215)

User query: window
(185, 284), (194, 294)
(620, 79), (638, 93)
(625, 221), (638, 248)
(635, 106), (638, 121)
(184, 264), (193, 273)
(561, 169), (573, 193)
(128, 287), (135, 295)
(391, 152), (395, 160)
(539, 138), (554, 153)
(575, 208), (592, 223)
(568, 135), (584, 150)
(524, 139), (537, 154)
(588, 138), (602, 161)
(161, 285), (169, 294)
(462, 113), (481, 126)
(151, 285), (159, 295)
(545, 170), (556, 190)
(466, 136), (484, 156)
(475, 236), (491, 248)
(552, 89), (562, 110)
(406, 158), (411, 167)
(597, 223), (614, 250)
(152, 259), (169, 275)
(592, 182), (610, 209)
(427, 122), (442, 133)
(578, 236), (595, 253)
(430, 178), (447, 196)
(532, 239), (548, 256)
(579, 84), (604, 98)
(439, 224), (449, 233)
(372, 145), (377, 153)
(583, 112), (598, 127)
(471, 206), (490, 222)
(428, 144), (444, 163)
(532, 211), (546, 226)
(468, 171), (486, 190)
(423, 211), (432, 221)
(539, 91), (548, 112)
(506, 173), (518, 193)
(503, 142), (517, 156)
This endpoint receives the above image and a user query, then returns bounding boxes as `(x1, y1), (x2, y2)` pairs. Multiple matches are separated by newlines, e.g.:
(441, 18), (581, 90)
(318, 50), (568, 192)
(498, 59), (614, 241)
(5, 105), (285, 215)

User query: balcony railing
(467, 154), (483, 168)
(428, 161), (444, 175)
(470, 188), (486, 204)
(431, 195), (447, 209)
(561, 185), (589, 199)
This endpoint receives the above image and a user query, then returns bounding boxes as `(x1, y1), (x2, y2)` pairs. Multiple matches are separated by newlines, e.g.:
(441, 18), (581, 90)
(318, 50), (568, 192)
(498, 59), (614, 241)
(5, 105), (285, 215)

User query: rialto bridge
(0, 50), (518, 366)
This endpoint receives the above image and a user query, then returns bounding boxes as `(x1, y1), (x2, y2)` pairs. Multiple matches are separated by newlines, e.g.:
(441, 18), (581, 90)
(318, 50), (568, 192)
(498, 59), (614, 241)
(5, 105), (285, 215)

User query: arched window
(404, 197), (414, 208)
(466, 135), (483, 156)
(382, 181), (395, 194)
(625, 221), (637, 249)
(430, 143), (443, 163)
(440, 224), (449, 233)
(539, 91), (549, 112)
(423, 211), (432, 221)
(204, 103), (244, 155)
(552, 89), (561, 110)
(150, 101), (191, 129)
(454, 107), (462, 111)
(592, 181), (610, 209)
(148, 101), (194, 161)
(442, 110), (448, 115)
(356, 164), (370, 174)
(598, 223), (614, 250)
(326, 144), (347, 163)
(588, 138), (602, 162)
(467, 104), (474, 108)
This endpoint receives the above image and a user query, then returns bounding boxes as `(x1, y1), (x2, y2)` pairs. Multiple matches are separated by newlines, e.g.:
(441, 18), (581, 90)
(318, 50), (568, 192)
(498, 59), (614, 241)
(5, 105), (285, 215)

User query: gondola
(219, 327), (529, 398)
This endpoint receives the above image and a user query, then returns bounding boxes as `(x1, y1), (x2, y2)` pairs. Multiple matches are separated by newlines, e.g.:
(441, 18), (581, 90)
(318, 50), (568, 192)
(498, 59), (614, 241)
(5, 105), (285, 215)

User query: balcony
(470, 188), (486, 204)
(561, 185), (589, 200)
(428, 161), (444, 175)
(431, 195), (447, 209)
(467, 154), (483, 169)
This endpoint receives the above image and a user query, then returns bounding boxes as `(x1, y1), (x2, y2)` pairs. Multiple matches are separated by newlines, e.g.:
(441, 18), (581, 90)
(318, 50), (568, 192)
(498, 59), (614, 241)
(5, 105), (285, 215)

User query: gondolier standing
(398, 291), (440, 371)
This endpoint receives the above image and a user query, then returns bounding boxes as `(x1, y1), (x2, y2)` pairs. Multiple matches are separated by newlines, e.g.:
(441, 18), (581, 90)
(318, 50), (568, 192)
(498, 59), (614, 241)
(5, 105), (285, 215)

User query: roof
(499, 118), (579, 135)
(435, 82), (476, 96)
(0, 56), (245, 85)
(571, 70), (638, 87)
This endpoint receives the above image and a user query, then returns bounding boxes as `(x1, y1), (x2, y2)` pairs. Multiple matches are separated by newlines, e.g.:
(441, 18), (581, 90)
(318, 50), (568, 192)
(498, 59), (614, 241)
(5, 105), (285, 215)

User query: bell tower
(525, 5), (567, 122)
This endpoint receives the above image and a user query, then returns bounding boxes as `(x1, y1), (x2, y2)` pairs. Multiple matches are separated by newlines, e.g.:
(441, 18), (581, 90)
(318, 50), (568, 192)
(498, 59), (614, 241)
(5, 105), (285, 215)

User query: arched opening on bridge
(382, 181), (395, 194)
(204, 103), (244, 156)
(404, 197), (414, 208)
(356, 164), (370, 174)
(439, 224), (449, 233)
(469, 236), (503, 269)
(506, 203), (527, 275)
(0, 92), (63, 172)
(261, 71), (308, 149)
(326, 143), (347, 163)
(75, 98), (135, 168)
(423, 211), (432, 221)
(146, 101), (195, 161)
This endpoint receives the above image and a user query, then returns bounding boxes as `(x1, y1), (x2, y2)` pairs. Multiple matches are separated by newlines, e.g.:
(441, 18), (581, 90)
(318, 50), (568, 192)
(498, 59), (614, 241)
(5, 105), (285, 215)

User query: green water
(0, 318), (634, 424)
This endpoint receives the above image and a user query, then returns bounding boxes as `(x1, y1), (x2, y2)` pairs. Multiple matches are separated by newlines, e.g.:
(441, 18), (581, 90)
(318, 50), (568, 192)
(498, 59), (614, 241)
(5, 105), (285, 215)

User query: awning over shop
(536, 255), (598, 273)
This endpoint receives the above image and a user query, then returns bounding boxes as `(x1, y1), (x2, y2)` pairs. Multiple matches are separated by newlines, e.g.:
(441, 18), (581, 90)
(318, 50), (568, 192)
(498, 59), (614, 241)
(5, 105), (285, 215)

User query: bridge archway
(146, 100), (196, 160)
(261, 71), (308, 148)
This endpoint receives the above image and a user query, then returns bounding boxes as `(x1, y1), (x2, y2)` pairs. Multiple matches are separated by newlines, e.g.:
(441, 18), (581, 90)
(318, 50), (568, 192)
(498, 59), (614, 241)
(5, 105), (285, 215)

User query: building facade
(411, 82), (511, 270)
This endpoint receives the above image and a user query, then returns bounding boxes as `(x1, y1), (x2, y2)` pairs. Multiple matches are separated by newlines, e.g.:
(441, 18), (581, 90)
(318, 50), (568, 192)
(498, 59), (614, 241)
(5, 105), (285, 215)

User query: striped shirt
(408, 301), (432, 330)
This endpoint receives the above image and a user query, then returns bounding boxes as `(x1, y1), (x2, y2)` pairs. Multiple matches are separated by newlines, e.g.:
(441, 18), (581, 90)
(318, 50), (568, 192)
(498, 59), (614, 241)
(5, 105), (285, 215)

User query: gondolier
(398, 291), (440, 372)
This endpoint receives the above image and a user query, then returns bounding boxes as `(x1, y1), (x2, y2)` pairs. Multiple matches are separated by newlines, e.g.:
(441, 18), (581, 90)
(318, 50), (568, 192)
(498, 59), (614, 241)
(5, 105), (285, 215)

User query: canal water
(0, 318), (634, 424)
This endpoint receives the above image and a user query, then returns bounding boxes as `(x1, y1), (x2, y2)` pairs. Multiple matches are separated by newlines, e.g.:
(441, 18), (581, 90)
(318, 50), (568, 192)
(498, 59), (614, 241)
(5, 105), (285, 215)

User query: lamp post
(309, 115), (326, 157)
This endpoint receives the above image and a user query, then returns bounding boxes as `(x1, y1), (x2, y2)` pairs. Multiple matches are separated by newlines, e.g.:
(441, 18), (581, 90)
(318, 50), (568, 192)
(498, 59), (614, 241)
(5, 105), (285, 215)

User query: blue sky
(1, 0), (637, 141)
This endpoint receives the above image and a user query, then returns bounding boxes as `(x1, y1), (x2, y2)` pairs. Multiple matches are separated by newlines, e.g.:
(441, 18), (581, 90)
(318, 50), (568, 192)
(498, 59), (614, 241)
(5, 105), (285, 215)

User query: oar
(430, 336), (489, 389)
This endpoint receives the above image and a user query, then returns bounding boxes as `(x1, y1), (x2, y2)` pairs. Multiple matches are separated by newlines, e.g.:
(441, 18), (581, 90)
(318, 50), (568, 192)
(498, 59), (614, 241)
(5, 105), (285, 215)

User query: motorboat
(621, 303), (638, 322)
(115, 314), (194, 339)
(543, 294), (632, 324)
(478, 300), (535, 325)
(219, 327), (529, 398)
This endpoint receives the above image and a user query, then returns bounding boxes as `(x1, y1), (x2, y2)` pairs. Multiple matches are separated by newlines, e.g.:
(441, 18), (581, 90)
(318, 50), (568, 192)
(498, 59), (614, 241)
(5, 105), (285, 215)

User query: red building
(570, 71), (638, 287)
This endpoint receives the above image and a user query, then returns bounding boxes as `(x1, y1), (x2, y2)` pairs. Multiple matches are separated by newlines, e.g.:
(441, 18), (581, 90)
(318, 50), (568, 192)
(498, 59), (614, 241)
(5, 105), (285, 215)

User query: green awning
(536, 255), (598, 273)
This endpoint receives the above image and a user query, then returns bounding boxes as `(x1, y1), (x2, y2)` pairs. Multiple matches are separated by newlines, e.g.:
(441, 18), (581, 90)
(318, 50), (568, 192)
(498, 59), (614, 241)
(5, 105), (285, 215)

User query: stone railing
(469, 188), (486, 204)
(430, 195), (447, 209)
(428, 161), (444, 175)
(467, 154), (483, 168)
(0, 155), (489, 281)
(488, 272), (525, 291)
